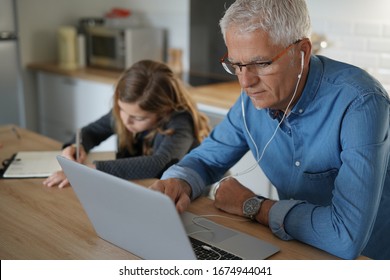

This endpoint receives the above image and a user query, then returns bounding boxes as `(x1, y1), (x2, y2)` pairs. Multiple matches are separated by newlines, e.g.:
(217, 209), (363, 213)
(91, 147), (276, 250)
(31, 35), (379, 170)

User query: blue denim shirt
(162, 55), (390, 260)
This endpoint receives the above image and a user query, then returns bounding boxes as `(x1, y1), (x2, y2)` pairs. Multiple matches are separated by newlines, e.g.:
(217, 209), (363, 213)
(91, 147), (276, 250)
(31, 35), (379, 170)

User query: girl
(43, 60), (210, 188)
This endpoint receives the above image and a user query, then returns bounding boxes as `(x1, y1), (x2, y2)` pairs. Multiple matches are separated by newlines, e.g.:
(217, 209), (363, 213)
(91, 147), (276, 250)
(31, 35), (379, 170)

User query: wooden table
(0, 125), (365, 259)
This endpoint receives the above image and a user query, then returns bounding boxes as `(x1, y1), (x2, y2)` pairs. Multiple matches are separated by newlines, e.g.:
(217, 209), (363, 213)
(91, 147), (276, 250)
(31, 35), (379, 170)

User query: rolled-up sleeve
(269, 200), (305, 240)
(161, 165), (206, 199)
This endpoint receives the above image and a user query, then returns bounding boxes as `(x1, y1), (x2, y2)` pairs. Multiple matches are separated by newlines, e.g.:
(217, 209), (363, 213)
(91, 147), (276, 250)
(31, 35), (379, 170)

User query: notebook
(57, 156), (280, 260)
(3, 151), (62, 178)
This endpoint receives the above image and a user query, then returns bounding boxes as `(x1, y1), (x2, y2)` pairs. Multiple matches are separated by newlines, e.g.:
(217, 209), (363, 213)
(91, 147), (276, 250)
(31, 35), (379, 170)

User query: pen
(75, 128), (81, 161)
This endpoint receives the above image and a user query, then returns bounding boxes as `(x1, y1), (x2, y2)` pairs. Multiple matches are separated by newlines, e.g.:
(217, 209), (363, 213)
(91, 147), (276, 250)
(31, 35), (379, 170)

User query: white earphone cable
(216, 51), (305, 185)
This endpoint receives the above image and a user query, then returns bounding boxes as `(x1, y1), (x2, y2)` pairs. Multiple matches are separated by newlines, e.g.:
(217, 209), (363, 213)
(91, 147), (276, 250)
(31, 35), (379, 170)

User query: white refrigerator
(0, 0), (24, 126)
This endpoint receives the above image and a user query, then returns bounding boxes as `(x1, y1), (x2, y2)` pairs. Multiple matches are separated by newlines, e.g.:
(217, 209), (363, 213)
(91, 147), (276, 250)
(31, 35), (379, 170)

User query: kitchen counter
(187, 81), (241, 110)
(27, 63), (123, 85)
(27, 63), (241, 110)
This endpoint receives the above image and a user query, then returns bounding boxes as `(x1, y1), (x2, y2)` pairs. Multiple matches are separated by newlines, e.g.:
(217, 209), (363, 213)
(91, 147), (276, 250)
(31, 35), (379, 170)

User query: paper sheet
(3, 151), (62, 178)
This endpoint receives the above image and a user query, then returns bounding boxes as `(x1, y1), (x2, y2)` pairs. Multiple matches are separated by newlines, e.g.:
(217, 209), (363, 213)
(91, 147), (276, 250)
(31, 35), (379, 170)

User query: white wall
(307, 0), (390, 20)
(17, 0), (189, 69)
(16, 0), (124, 130)
(16, 0), (189, 64)
(119, 0), (190, 70)
(306, 0), (390, 91)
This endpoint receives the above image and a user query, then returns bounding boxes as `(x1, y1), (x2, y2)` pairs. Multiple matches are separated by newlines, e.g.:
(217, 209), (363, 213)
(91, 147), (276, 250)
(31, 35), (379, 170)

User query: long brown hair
(112, 60), (210, 155)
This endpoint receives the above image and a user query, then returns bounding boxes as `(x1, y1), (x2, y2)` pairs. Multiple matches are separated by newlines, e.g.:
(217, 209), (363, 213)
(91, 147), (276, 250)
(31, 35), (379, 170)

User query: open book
(3, 151), (62, 178)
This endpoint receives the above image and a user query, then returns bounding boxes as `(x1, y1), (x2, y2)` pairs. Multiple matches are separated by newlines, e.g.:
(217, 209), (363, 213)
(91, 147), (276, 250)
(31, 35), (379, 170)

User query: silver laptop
(57, 156), (279, 260)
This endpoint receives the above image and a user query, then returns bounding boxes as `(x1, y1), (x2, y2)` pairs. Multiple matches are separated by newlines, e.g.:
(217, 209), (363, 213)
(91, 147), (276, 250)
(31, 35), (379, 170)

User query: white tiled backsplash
(311, 18), (390, 92)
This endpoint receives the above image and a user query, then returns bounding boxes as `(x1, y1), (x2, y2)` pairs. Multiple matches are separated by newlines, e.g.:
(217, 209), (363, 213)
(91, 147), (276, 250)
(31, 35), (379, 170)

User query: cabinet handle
(62, 77), (77, 86)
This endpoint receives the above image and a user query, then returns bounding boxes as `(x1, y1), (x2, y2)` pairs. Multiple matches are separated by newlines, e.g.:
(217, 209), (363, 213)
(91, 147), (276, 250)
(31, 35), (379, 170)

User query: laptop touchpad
(185, 218), (237, 243)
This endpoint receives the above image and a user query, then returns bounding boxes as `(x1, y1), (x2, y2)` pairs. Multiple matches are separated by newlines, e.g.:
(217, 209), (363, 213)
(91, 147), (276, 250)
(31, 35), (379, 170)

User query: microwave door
(88, 27), (125, 69)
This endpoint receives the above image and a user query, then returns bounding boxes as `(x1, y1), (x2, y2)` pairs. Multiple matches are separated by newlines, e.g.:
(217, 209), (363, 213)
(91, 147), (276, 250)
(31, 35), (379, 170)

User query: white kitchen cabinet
(37, 72), (117, 151)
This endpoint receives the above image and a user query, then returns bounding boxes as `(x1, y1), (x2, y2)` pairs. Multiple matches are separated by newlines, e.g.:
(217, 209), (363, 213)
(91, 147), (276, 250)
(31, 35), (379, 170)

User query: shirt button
(295, 161), (301, 167)
(298, 109), (304, 114)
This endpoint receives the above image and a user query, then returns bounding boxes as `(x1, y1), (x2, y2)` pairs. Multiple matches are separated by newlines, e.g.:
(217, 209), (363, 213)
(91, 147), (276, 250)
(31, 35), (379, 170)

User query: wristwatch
(242, 196), (265, 220)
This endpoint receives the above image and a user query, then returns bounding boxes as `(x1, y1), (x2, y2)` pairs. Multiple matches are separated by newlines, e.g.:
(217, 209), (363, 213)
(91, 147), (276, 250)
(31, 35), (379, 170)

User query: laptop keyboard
(189, 237), (242, 260)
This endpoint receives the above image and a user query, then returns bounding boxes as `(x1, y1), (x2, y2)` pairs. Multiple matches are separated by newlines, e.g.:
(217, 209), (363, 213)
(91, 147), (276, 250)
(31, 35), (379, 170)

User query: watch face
(243, 197), (261, 217)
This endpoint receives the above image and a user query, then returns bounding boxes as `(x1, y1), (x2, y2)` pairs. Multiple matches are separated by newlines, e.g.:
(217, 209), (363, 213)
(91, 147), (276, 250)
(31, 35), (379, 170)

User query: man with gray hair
(151, 0), (390, 259)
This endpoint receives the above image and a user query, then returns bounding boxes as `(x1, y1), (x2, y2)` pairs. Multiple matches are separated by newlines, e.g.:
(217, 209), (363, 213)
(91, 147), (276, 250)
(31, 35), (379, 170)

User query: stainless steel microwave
(86, 26), (163, 70)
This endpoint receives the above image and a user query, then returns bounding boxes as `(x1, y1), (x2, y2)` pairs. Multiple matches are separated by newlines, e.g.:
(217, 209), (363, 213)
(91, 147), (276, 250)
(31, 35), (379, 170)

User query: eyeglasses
(220, 39), (302, 76)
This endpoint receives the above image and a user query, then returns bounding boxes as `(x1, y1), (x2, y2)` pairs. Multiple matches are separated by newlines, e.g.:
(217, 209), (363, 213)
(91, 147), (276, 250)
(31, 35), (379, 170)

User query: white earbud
(298, 51), (304, 79)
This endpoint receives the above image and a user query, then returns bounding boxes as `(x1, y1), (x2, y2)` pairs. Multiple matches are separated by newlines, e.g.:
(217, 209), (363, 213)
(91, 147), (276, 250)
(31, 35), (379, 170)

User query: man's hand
(214, 177), (275, 225)
(214, 177), (255, 216)
(149, 178), (192, 213)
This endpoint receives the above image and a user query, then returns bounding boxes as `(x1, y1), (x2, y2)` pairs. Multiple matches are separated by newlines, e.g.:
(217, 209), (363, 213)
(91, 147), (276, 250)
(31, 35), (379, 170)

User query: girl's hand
(62, 145), (87, 163)
(43, 170), (70, 188)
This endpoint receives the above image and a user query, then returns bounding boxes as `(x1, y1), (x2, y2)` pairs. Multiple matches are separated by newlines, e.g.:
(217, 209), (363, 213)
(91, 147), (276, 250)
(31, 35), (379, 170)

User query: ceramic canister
(57, 26), (78, 70)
